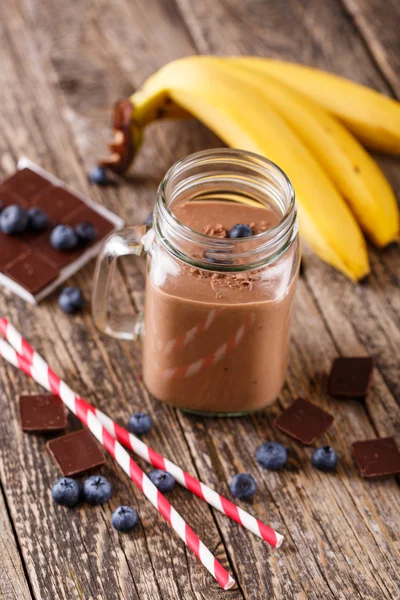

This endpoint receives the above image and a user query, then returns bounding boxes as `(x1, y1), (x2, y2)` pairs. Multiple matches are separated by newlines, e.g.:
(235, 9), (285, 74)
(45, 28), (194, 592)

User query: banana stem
(100, 86), (191, 174)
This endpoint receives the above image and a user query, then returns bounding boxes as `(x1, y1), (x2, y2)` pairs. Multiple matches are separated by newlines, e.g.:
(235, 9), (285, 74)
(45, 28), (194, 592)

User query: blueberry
(148, 469), (175, 493)
(27, 207), (49, 232)
(112, 506), (139, 532)
(75, 221), (97, 243)
(52, 477), (81, 507)
(128, 412), (152, 436)
(229, 473), (256, 500)
(229, 224), (253, 239)
(50, 224), (79, 251)
(311, 446), (338, 472)
(58, 286), (85, 314)
(0, 204), (28, 234)
(82, 475), (112, 504)
(88, 166), (115, 186)
(256, 442), (288, 471)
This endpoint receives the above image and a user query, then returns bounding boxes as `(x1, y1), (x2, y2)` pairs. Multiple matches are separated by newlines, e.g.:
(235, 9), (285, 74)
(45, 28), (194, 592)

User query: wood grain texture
(0, 487), (32, 600)
(341, 0), (400, 97)
(0, 2), (238, 599)
(0, 0), (399, 599)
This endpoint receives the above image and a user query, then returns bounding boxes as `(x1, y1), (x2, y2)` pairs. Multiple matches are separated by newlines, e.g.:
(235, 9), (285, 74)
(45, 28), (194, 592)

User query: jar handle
(92, 225), (147, 340)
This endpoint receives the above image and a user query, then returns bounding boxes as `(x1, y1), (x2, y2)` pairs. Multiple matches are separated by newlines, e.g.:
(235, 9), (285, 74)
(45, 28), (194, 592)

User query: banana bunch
(101, 56), (400, 281)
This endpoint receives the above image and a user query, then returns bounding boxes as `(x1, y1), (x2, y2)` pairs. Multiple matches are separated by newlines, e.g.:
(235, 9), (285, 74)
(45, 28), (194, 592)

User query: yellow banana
(214, 58), (399, 247)
(129, 56), (369, 280)
(227, 57), (400, 154)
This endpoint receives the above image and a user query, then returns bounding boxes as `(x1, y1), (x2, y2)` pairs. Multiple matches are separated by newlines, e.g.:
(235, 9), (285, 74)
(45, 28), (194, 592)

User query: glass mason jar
(92, 149), (300, 416)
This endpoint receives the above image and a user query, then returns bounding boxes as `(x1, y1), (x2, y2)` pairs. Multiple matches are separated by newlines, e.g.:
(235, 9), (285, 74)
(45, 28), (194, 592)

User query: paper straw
(162, 308), (220, 355)
(0, 332), (235, 590)
(158, 313), (255, 381)
(0, 318), (283, 548)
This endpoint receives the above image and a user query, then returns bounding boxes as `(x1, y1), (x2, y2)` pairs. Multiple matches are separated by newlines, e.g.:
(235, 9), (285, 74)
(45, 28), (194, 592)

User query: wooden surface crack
(0, 0), (399, 598)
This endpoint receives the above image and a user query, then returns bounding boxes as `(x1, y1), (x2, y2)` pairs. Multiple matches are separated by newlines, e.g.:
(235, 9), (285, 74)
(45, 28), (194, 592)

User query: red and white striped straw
(158, 313), (255, 382)
(161, 308), (220, 355)
(0, 325), (235, 590)
(0, 318), (283, 548)
(0, 318), (283, 549)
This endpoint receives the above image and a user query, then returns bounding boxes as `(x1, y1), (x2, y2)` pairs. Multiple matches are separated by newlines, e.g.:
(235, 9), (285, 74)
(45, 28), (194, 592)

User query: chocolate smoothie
(142, 200), (298, 414)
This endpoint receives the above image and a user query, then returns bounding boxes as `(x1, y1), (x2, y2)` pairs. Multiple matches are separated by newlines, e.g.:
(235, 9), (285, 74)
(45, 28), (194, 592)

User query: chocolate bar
(1, 168), (52, 201)
(0, 159), (124, 304)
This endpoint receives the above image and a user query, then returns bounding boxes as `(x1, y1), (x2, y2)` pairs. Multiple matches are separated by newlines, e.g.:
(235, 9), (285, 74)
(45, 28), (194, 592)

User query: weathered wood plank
(0, 486), (32, 600)
(0, 0), (399, 599)
(341, 0), (400, 97)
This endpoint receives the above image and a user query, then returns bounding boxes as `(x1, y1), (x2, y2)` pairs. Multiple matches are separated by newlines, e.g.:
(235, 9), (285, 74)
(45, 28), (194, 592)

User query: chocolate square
(19, 394), (67, 432)
(47, 429), (105, 476)
(352, 437), (400, 478)
(0, 188), (28, 209)
(0, 233), (30, 270)
(274, 397), (334, 445)
(328, 357), (374, 399)
(4, 250), (59, 294)
(1, 168), (52, 201)
(32, 186), (83, 222)
(30, 229), (83, 269)
(63, 205), (114, 238)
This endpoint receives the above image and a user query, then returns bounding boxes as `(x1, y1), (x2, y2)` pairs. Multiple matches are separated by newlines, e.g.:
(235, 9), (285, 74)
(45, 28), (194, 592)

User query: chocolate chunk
(19, 394), (67, 432)
(352, 437), (400, 478)
(4, 250), (59, 294)
(32, 186), (83, 222)
(274, 397), (334, 445)
(0, 168), (52, 201)
(47, 429), (105, 476)
(328, 357), (374, 399)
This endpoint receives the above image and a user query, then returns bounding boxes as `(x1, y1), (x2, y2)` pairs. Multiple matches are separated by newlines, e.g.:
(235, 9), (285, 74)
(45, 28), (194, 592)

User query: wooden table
(1, 1), (399, 599)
